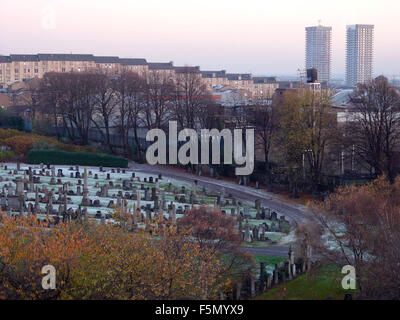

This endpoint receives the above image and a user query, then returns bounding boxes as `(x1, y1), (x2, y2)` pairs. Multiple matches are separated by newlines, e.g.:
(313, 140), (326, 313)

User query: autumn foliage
(178, 206), (254, 290)
(308, 176), (400, 299)
(0, 213), (227, 300)
(0, 214), (88, 299)
(0, 128), (94, 160)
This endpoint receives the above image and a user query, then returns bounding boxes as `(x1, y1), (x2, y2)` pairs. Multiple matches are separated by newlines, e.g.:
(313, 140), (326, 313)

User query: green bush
(32, 138), (59, 151)
(27, 150), (128, 168)
(0, 112), (25, 131)
(0, 150), (16, 162)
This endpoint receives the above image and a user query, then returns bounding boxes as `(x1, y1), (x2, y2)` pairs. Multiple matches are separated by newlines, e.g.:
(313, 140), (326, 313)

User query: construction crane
(297, 68), (306, 88)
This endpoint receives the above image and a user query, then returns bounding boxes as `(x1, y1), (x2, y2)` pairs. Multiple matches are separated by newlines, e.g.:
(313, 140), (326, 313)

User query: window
(34, 69), (38, 73)
(15, 69), (19, 73)
(62, 68), (66, 72)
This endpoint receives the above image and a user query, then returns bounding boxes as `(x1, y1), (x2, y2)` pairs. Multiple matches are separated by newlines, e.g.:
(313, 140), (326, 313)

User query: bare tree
(246, 102), (277, 165)
(91, 73), (118, 153)
(40, 72), (98, 145)
(347, 76), (400, 183)
(114, 71), (146, 158)
(63, 73), (97, 145)
(172, 67), (211, 130)
(143, 71), (175, 130)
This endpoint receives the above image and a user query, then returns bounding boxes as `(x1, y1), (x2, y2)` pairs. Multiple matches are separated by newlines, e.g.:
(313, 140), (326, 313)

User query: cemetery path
(130, 163), (312, 228)
(241, 246), (290, 258)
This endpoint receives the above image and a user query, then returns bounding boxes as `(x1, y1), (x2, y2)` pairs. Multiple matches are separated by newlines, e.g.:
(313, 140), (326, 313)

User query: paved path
(242, 246), (292, 258)
(130, 163), (311, 227)
(130, 163), (314, 257)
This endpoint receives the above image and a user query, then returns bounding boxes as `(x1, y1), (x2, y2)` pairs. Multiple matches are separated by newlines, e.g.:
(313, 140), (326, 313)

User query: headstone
(244, 221), (252, 242)
(50, 166), (56, 185)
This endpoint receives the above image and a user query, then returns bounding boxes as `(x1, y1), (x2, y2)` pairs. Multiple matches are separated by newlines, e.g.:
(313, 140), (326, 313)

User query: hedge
(27, 150), (128, 168)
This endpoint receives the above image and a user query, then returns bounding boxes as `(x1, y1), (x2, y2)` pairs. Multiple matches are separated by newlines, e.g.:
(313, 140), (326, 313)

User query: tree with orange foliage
(0, 210), (232, 300)
(308, 176), (400, 299)
(178, 206), (254, 293)
(0, 213), (88, 299)
(66, 215), (224, 300)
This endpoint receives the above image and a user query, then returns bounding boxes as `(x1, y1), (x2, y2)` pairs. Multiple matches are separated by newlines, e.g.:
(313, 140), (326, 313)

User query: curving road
(130, 163), (313, 257)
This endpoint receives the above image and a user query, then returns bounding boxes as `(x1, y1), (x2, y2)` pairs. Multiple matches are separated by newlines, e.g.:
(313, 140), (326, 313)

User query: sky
(1, 0), (399, 77)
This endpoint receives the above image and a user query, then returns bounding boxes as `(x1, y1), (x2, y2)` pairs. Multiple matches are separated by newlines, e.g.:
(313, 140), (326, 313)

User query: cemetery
(0, 162), (291, 245)
(0, 161), (316, 299)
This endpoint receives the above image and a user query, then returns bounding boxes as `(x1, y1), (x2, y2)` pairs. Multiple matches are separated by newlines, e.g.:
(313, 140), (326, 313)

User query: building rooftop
(0, 93), (12, 107)
(10, 54), (39, 62)
(331, 89), (353, 107)
(226, 73), (252, 81)
(0, 56), (11, 63)
(119, 58), (148, 66)
(93, 56), (120, 64)
(174, 66), (200, 73)
(253, 76), (278, 84)
(201, 70), (226, 78)
(148, 62), (174, 70)
(38, 53), (95, 61)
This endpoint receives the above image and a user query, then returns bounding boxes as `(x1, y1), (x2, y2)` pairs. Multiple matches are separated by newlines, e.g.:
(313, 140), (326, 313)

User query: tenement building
(0, 53), (278, 99)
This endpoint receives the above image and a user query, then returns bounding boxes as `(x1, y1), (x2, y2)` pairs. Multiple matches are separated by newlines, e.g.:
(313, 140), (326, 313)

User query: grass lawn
(253, 255), (286, 266)
(254, 262), (358, 300)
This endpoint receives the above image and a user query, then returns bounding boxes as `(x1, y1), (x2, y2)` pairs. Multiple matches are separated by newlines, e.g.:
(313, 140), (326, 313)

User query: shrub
(0, 128), (100, 159)
(32, 137), (59, 151)
(27, 150), (128, 167)
(3, 135), (37, 157)
(0, 128), (26, 140)
(0, 113), (25, 131)
(31, 118), (54, 136)
(0, 150), (16, 162)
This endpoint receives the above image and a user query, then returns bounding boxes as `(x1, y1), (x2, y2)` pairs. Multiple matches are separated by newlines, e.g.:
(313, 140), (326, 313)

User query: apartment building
(173, 66), (204, 88)
(147, 62), (175, 80)
(252, 77), (279, 99)
(120, 58), (149, 77)
(201, 70), (227, 90)
(346, 24), (374, 87)
(0, 53), (280, 100)
(93, 56), (121, 74)
(226, 73), (254, 91)
(0, 54), (147, 87)
(305, 25), (332, 84)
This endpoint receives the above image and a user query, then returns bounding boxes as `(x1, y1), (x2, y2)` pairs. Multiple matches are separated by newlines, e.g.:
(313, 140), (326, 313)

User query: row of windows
(13, 69), (40, 73)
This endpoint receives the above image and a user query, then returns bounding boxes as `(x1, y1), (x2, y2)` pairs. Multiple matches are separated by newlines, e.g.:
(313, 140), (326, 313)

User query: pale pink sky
(1, 0), (399, 76)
